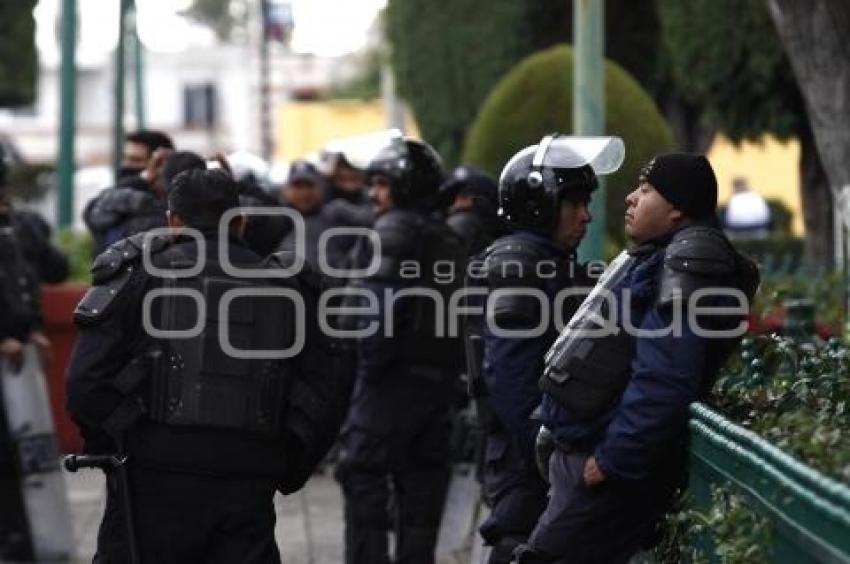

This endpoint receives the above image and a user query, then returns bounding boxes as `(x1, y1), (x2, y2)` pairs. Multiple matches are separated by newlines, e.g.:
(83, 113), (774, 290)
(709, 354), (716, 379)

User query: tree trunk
(768, 0), (850, 267)
(799, 124), (834, 268)
(660, 95), (715, 154)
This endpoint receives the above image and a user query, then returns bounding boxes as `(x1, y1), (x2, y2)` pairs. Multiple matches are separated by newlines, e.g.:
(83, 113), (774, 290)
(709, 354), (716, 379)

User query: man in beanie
(66, 168), (347, 562)
(513, 154), (759, 563)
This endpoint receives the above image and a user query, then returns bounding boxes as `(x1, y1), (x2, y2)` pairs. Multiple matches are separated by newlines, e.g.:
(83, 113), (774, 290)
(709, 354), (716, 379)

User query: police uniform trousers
(336, 379), (452, 564)
(93, 467), (280, 564)
(515, 449), (682, 564)
(478, 430), (548, 564)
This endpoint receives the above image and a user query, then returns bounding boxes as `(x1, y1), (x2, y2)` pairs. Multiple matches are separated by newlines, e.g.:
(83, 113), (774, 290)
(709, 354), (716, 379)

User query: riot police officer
(83, 130), (175, 255)
(516, 153), (759, 563)
(335, 137), (466, 564)
(466, 136), (625, 563)
(276, 160), (374, 278)
(0, 166), (54, 561)
(439, 166), (506, 257)
(66, 168), (348, 563)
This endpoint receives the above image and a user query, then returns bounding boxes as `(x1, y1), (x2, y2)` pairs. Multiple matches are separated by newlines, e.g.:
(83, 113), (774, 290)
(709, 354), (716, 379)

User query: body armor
(146, 245), (298, 436)
(540, 251), (637, 420)
(541, 226), (760, 418)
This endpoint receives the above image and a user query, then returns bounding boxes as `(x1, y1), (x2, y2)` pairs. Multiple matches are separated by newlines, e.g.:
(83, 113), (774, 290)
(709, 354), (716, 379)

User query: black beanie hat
(639, 153), (717, 219)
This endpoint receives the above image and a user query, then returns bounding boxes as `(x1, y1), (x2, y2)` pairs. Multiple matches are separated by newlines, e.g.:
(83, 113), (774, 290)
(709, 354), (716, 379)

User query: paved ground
(65, 464), (486, 564)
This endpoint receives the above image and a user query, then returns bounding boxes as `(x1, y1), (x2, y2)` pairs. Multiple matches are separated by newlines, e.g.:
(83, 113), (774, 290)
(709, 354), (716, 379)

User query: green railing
(688, 402), (850, 563)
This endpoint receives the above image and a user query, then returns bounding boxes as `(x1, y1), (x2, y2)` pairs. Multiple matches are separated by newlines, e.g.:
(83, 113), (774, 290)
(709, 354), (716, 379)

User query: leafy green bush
(655, 489), (773, 563)
(749, 269), (844, 334)
(54, 228), (93, 284)
(712, 334), (850, 482)
(462, 45), (675, 243)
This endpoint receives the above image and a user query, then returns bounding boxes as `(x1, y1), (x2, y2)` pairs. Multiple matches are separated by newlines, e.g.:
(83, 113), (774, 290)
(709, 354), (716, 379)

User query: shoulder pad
(90, 232), (170, 285)
(658, 226), (736, 306)
(482, 235), (552, 329)
(664, 226), (736, 276)
(369, 210), (424, 281)
(76, 233), (168, 326)
(483, 235), (549, 288)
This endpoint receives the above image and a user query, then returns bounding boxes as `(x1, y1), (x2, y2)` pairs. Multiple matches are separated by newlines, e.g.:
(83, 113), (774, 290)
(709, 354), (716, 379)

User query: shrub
(54, 228), (93, 284)
(462, 45), (675, 243)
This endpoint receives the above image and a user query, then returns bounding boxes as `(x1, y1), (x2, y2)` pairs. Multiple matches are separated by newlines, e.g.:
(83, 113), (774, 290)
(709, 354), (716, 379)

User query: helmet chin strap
(527, 134), (556, 188)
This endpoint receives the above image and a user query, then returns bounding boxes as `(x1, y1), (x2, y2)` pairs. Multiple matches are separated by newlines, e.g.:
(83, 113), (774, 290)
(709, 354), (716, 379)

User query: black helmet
(365, 137), (444, 208)
(497, 134), (627, 232)
(438, 166), (499, 214)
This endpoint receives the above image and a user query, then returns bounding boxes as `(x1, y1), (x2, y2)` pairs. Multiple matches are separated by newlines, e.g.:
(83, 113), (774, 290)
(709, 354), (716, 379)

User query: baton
(64, 441), (140, 564)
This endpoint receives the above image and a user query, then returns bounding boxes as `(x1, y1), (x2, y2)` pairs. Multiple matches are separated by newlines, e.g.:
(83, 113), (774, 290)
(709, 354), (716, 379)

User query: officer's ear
(229, 214), (247, 239)
(668, 207), (685, 226)
(166, 210), (185, 233)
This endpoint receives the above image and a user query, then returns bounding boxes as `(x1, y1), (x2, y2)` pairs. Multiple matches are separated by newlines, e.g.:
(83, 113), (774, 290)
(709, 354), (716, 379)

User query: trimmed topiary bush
(463, 44), (675, 242)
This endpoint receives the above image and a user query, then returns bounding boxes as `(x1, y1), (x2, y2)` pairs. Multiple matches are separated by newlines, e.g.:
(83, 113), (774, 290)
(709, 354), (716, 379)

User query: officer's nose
(625, 188), (638, 208)
(581, 204), (592, 224)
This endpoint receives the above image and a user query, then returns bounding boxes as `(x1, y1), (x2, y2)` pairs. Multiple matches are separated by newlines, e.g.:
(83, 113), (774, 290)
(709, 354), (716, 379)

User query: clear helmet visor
(534, 135), (625, 175)
(324, 128), (405, 170)
(499, 135), (625, 185)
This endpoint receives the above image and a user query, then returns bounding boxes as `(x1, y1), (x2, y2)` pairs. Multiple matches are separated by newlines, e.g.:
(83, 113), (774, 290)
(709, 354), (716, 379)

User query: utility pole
(574, 0), (605, 262)
(259, 0), (273, 161)
(57, 0), (76, 228)
(381, 58), (405, 133)
(130, 1), (146, 129)
(112, 0), (131, 179)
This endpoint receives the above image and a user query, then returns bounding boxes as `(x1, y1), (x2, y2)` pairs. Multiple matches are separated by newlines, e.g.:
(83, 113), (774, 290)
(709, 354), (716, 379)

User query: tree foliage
(657, 0), (805, 143)
(185, 0), (240, 41)
(385, 0), (528, 166)
(0, 0), (37, 107)
(658, 0), (833, 268)
(463, 45), (675, 242)
(385, 0), (663, 167)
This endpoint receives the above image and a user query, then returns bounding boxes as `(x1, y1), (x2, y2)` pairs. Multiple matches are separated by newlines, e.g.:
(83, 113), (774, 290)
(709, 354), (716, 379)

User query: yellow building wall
(275, 100), (418, 162)
(707, 135), (803, 235)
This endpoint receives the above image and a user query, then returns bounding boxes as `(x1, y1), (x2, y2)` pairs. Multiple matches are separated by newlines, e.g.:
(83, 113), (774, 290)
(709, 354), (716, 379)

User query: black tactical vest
(145, 244), (299, 437)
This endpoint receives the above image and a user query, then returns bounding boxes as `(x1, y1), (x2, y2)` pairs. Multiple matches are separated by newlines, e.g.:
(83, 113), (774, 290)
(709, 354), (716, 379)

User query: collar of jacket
(512, 228), (572, 260)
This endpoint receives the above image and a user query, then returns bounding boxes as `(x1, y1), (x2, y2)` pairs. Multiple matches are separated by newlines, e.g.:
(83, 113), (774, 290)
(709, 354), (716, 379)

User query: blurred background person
(83, 129), (175, 255)
(721, 176), (772, 239)
(277, 159), (329, 272)
(439, 165), (507, 258)
(323, 150), (368, 205)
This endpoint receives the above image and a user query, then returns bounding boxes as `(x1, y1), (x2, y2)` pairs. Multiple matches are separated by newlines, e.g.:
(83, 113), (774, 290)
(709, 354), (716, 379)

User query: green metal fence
(688, 403), (850, 563)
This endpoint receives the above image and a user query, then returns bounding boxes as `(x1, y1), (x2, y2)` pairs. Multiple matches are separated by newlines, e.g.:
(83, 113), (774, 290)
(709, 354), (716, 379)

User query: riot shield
(0, 343), (74, 561)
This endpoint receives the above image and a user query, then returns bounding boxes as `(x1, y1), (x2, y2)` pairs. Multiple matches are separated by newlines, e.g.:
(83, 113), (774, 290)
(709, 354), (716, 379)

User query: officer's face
(122, 141), (151, 170)
(334, 163), (365, 194)
(450, 193), (475, 213)
(553, 197), (592, 249)
(283, 180), (322, 214)
(368, 175), (393, 216)
(624, 182), (682, 243)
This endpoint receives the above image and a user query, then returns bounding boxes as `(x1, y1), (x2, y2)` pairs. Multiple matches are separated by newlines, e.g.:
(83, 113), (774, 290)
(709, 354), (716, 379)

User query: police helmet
(365, 137), (444, 208)
(497, 134), (625, 232)
(438, 166), (499, 214)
